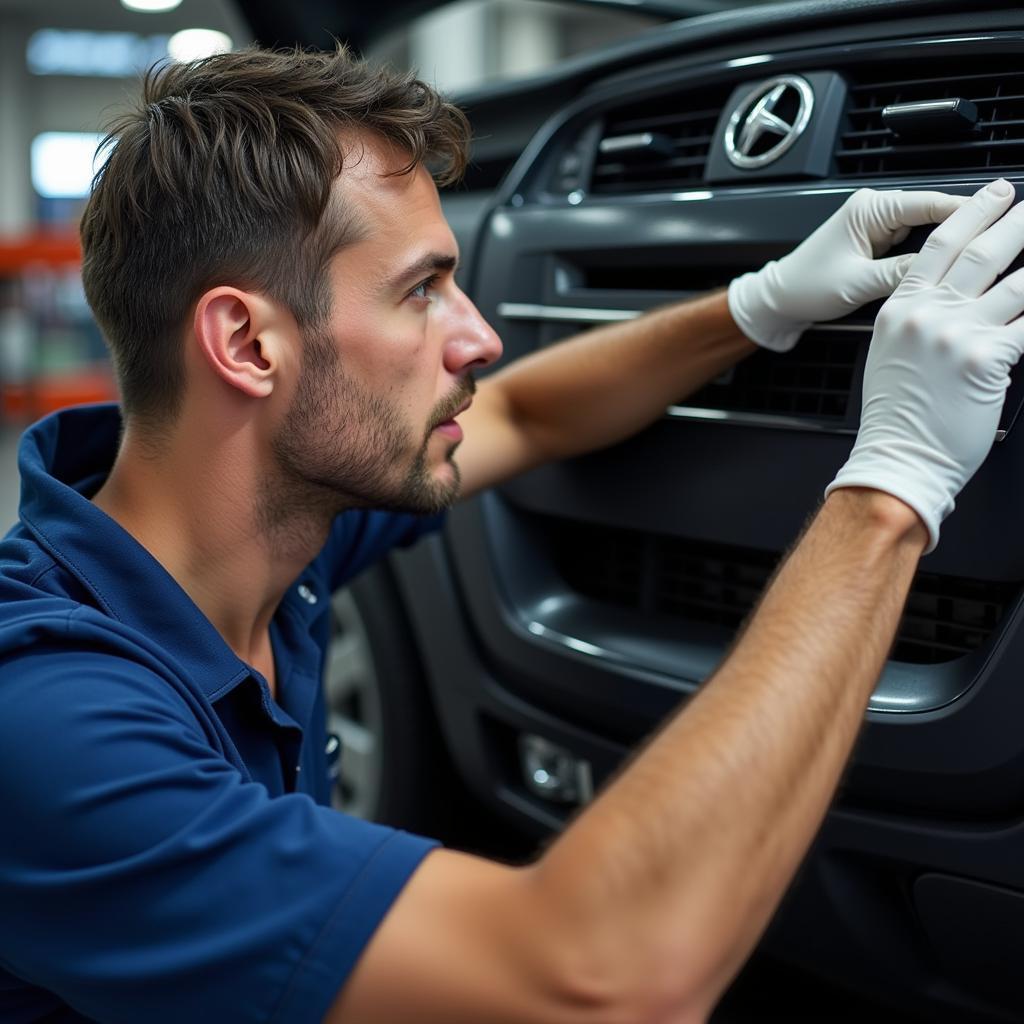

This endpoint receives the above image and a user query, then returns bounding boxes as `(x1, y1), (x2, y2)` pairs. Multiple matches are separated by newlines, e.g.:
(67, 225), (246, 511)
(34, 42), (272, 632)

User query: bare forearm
(487, 290), (755, 464)
(530, 488), (927, 1019)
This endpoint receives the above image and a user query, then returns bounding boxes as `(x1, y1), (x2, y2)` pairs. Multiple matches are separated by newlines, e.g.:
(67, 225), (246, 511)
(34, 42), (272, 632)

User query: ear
(192, 287), (282, 399)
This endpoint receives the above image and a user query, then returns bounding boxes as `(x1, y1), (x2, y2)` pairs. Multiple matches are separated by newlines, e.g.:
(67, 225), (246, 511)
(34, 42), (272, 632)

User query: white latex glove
(826, 178), (1024, 553)
(728, 187), (967, 351)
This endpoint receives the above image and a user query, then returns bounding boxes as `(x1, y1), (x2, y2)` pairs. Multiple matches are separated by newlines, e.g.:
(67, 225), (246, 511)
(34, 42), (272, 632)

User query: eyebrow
(386, 252), (459, 292)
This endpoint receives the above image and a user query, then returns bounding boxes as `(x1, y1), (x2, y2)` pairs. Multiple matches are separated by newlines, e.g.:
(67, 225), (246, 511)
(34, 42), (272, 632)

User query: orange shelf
(0, 233), (82, 272)
(1, 370), (115, 422)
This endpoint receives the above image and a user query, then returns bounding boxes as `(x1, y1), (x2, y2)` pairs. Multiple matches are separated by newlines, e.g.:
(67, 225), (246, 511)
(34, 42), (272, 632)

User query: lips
(429, 376), (476, 440)
(433, 396), (472, 430)
(432, 396), (471, 442)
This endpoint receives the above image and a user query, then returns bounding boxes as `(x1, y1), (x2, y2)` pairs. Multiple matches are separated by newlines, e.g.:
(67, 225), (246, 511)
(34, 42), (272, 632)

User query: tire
(324, 565), (459, 837)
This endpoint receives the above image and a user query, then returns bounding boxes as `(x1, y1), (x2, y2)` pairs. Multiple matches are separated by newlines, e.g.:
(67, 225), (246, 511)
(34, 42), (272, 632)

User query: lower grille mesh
(543, 518), (1018, 664)
(685, 328), (863, 421)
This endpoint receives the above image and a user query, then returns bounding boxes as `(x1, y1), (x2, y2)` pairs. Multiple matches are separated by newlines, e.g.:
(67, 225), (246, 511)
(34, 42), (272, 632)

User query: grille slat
(590, 84), (734, 193)
(851, 73), (1024, 93)
(592, 153), (710, 178)
(837, 137), (1024, 160)
(837, 58), (1024, 178)
(543, 518), (1018, 665)
(613, 110), (723, 133)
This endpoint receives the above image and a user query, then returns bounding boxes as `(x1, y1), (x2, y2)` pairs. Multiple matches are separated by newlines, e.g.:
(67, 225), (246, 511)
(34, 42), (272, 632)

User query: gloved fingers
(941, 193), (1024, 298)
(869, 188), (966, 229)
(902, 180), (1015, 288)
(973, 266), (1024, 325)
(849, 253), (915, 304)
(850, 188), (967, 256)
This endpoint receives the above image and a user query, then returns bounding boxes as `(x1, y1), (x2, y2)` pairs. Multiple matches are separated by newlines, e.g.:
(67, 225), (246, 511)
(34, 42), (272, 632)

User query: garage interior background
(0, 0), (672, 531)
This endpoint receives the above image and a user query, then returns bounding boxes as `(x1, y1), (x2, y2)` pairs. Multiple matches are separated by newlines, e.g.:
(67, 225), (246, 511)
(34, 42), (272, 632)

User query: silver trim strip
(599, 132), (656, 154)
(665, 406), (855, 434)
(498, 302), (641, 323)
(552, 177), (1016, 208)
(498, 301), (874, 334)
(882, 99), (964, 117)
(527, 620), (612, 659)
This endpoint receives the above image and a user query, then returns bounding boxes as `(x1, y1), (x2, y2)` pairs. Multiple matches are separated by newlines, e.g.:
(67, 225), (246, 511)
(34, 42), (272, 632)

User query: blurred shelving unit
(0, 232), (115, 425)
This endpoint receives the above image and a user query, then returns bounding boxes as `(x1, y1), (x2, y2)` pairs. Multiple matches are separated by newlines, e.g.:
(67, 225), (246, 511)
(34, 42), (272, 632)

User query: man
(1, 46), (1022, 1023)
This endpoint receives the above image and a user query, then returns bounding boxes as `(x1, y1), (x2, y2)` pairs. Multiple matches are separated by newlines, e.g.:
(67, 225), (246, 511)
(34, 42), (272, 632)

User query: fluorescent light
(121, 0), (182, 11)
(168, 29), (232, 62)
(31, 132), (108, 199)
(27, 29), (169, 77)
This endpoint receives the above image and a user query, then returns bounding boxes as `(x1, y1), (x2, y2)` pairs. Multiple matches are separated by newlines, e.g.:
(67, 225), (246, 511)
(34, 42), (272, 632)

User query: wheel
(325, 587), (384, 820)
(324, 566), (457, 836)
(324, 566), (541, 860)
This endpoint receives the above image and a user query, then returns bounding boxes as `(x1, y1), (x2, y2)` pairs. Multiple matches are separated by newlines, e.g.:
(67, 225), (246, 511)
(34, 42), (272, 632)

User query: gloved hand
(728, 187), (967, 351)
(826, 178), (1024, 552)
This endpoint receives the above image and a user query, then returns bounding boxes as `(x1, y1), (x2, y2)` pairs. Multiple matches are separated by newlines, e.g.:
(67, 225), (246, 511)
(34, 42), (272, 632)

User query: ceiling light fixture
(121, 0), (183, 12)
(167, 28), (233, 62)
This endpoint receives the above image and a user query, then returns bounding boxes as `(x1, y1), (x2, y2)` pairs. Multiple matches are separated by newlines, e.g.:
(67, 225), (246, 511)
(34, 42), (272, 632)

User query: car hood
(234, 0), (689, 52)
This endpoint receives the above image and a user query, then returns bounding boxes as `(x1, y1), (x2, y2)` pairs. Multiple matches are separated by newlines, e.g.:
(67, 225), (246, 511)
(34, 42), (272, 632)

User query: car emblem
(724, 75), (815, 169)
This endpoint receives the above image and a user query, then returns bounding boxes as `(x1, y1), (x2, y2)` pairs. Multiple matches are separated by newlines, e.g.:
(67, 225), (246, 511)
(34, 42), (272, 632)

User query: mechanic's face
(272, 140), (502, 516)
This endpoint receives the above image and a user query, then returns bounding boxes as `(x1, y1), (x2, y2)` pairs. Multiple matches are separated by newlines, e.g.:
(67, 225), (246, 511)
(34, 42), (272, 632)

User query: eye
(409, 274), (439, 302)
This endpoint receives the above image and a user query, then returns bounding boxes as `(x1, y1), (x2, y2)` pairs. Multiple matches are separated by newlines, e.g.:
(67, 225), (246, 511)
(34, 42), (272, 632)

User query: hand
(728, 187), (967, 351)
(825, 178), (1024, 552)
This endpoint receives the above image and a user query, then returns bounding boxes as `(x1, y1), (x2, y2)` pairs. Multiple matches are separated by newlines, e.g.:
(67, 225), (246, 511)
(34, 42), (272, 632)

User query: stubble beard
(261, 326), (473, 543)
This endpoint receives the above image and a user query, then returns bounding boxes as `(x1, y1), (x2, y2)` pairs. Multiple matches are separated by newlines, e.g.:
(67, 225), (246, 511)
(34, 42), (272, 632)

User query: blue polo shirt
(0, 404), (443, 1023)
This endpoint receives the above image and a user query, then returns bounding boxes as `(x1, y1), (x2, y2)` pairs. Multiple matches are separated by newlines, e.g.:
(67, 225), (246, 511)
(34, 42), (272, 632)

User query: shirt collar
(17, 403), (250, 699)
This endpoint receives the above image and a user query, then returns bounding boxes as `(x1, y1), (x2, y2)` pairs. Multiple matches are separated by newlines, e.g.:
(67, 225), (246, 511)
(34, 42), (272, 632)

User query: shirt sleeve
(318, 509), (446, 592)
(0, 648), (438, 1024)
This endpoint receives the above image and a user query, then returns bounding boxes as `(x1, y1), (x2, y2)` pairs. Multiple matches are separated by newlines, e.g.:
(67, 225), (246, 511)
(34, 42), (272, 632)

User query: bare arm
(529, 488), (926, 1017)
(456, 290), (755, 498)
(328, 489), (926, 1024)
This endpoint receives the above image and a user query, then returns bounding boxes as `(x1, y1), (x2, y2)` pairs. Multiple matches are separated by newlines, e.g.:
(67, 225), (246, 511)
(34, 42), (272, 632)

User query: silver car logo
(724, 75), (814, 169)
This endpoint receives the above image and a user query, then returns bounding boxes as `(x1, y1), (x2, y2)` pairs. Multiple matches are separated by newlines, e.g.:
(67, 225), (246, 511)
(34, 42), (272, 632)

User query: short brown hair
(80, 46), (470, 429)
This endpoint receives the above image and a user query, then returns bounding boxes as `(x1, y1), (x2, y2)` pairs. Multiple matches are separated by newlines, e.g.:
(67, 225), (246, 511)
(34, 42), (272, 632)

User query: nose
(442, 286), (503, 374)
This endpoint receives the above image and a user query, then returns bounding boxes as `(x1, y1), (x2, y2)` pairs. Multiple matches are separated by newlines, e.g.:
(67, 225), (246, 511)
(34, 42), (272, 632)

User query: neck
(92, 417), (334, 671)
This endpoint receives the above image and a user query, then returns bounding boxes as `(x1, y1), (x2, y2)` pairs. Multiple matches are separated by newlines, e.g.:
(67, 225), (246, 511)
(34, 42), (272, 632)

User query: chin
(434, 452), (459, 479)
(434, 454), (463, 494)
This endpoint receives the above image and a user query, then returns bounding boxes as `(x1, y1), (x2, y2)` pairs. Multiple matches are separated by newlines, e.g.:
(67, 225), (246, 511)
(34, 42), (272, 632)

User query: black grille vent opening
(542, 517), (1019, 664)
(590, 85), (734, 194)
(837, 59), (1024, 177)
(580, 264), (745, 293)
(684, 328), (863, 421)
